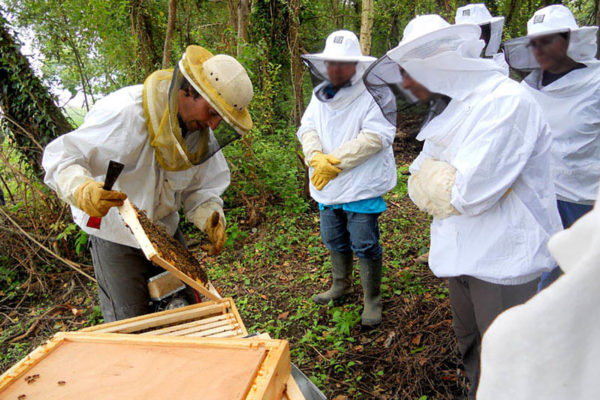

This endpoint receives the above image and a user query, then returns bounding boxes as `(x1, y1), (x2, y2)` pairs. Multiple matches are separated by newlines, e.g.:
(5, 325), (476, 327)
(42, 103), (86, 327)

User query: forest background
(0, 0), (598, 398)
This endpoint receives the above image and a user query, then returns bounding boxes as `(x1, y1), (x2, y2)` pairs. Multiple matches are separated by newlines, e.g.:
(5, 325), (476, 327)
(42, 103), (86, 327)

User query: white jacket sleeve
(326, 97), (393, 171)
(55, 164), (93, 205)
(450, 96), (537, 216)
(42, 92), (147, 204)
(183, 150), (230, 232)
(330, 131), (382, 171)
(299, 129), (323, 166)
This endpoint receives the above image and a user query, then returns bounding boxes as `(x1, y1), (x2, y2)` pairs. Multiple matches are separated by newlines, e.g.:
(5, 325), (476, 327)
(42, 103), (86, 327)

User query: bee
(58, 381), (67, 386)
(24, 374), (40, 384)
(18, 395), (27, 400)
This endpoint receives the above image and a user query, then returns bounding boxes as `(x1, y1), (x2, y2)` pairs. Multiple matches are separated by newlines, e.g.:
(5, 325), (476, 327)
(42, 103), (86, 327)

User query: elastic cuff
(56, 164), (93, 206)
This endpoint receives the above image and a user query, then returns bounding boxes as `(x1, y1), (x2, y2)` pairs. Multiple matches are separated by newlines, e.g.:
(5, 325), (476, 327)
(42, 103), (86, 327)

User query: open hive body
(81, 298), (247, 338)
(118, 199), (221, 301)
(0, 332), (291, 400)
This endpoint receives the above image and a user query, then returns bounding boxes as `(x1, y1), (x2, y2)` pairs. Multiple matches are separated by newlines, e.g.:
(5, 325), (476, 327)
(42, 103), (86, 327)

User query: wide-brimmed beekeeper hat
(179, 46), (253, 136)
(387, 14), (482, 64)
(503, 5), (599, 71)
(301, 30), (376, 86)
(455, 3), (505, 57)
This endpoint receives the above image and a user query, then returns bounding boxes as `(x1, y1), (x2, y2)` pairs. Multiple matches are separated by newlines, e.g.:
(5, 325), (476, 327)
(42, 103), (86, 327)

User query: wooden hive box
(80, 298), (247, 338)
(0, 332), (290, 400)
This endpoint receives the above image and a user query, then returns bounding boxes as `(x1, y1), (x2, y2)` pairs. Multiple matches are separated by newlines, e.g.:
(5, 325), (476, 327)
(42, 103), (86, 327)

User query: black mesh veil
(362, 55), (419, 128)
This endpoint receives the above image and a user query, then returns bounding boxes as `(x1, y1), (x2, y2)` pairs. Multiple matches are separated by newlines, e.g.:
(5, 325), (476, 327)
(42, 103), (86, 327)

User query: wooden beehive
(80, 298), (247, 338)
(0, 332), (291, 400)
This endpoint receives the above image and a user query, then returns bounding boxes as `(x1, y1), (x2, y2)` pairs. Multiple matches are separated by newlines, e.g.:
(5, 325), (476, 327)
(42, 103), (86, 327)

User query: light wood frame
(0, 332), (291, 400)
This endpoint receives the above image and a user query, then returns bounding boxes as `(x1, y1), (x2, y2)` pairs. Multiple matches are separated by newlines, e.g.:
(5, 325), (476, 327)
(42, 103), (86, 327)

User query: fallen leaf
(325, 349), (339, 358)
(411, 333), (422, 346)
(277, 311), (290, 320)
(332, 395), (348, 400)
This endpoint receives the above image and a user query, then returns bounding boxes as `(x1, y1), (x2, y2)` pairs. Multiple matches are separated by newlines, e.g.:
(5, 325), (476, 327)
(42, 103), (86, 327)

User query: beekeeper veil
(143, 45), (254, 171)
(362, 54), (419, 127)
(385, 15), (506, 102)
(503, 5), (599, 72)
(301, 30), (376, 92)
(455, 3), (505, 57)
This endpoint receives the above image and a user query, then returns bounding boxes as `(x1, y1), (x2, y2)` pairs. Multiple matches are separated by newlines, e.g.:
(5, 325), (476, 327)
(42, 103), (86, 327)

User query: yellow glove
(309, 152), (342, 191)
(201, 211), (226, 256)
(74, 179), (127, 218)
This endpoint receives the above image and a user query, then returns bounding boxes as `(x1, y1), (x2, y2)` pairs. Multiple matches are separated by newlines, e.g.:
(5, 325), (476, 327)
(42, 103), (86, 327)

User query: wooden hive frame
(118, 198), (221, 301)
(0, 332), (291, 400)
(80, 298), (247, 338)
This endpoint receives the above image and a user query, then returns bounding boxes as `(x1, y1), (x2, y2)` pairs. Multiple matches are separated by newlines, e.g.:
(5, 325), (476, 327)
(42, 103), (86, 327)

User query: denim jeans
(538, 199), (594, 291)
(320, 208), (382, 260)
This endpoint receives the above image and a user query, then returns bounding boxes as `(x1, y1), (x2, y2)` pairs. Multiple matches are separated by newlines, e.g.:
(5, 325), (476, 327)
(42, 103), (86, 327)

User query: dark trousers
(449, 275), (539, 399)
(538, 199), (593, 291)
(89, 229), (187, 322)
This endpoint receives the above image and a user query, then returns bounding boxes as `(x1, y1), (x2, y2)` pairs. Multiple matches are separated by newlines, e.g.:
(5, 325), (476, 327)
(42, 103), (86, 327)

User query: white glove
(300, 129), (323, 166)
(56, 164), (93, 206)
(330, 131), (383, 171)
(409, 158), (460, 219)
(191, 201), (225, 232)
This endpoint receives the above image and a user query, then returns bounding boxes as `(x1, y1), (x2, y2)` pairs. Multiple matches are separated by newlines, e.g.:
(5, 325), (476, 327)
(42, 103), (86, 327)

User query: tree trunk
(0, 17), (73, 175)
(237, 0), (250, 56)
(131, 0), (161, 79)
(288, 0), (304, 127)
(288, 0), (309, 197)
(162, 0), (177, 68)
(359, 0), (374, 55)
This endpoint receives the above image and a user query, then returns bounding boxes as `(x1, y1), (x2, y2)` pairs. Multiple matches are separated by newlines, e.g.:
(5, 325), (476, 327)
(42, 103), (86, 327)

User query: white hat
(455, 4), (505, 56)
(456, 4), (503, 26)
(303, 30), (376, 63)
(503, 5), (598, 70)
(388, 14), (482, 64)
(301, 30), (376, 87)
(527, 4), (579, 38)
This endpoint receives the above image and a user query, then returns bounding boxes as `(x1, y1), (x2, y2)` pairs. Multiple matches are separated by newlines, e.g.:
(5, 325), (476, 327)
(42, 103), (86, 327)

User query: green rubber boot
(359, 257), (382, 326)
(313, 251), (354, 305)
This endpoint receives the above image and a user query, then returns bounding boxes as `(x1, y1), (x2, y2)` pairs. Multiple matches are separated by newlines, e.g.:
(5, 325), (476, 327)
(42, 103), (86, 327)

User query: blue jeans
(538, 199), (593, 291)
(320, 208), (382, 260)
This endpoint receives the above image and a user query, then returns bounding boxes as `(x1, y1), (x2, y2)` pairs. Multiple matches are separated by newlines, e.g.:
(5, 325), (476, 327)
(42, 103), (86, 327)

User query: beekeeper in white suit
(504, 4), (600, 290)
(43, 45), (253, 322)
(478, 186), (600, 400)
(455, 3), (509, 73)
(298, 30), (397, 326)
(384, 15), (562, 398)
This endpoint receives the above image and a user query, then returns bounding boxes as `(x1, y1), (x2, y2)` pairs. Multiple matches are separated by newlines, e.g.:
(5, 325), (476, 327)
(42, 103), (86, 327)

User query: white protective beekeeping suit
(297, 30), (397, 204)
(478, 185), (600, 399)
(504, 5), (600, 205)
(42, 46), (253, 248)
(455, 3), (509, 74)
(389, 15), (562, 284)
